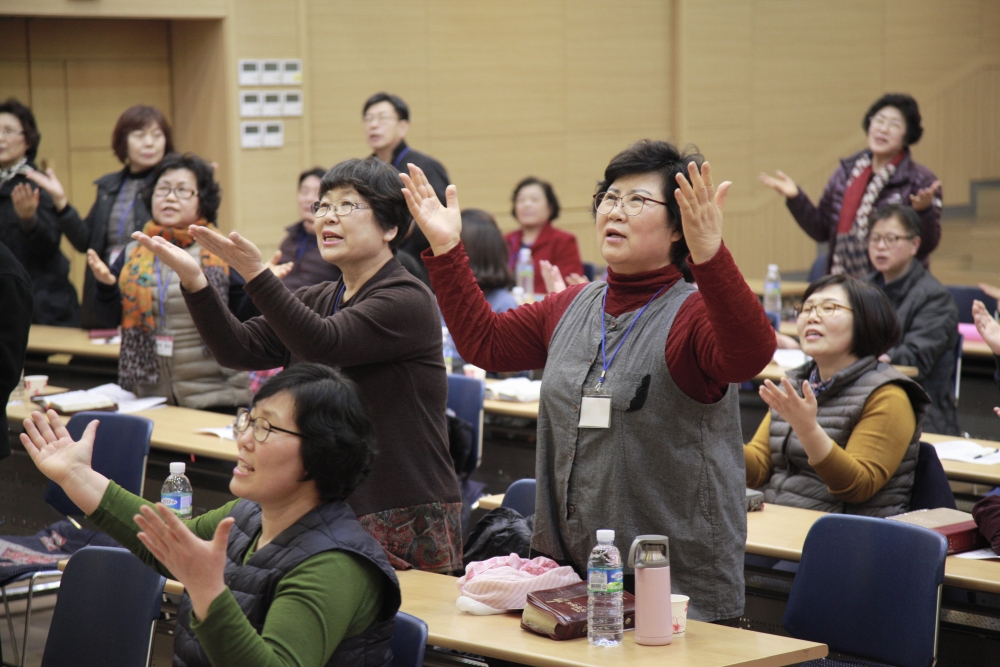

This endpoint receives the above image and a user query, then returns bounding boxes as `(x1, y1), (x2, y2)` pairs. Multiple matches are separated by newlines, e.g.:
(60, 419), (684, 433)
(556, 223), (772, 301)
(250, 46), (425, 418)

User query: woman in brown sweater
(130, 157), (462, 573)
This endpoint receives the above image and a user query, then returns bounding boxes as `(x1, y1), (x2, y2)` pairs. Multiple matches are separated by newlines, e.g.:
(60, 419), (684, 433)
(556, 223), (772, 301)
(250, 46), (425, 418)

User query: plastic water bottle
(763, 264), (782, 319)
(515, 247), (535, 304)
(442, 326), (456, 375)
(161, 462), (193, 519)
(587, 529), (624, 646)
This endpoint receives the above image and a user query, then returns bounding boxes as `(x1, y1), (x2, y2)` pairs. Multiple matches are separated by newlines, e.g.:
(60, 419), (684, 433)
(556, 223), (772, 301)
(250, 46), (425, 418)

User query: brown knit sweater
(182, 258), (461, 516)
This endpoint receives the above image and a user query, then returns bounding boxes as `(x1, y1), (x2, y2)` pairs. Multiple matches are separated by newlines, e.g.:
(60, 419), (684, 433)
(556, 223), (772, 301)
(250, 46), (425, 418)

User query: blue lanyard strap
(597, 283), (670, 388)
(391, 146), (411, 169)
(332, 283), (346, 314)
(154, 257), (171, 328)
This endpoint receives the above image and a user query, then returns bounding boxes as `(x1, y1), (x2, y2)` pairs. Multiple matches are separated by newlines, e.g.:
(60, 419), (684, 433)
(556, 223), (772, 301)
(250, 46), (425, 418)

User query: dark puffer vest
(173, 500), (401, 667)
(764, 356), (930, 517)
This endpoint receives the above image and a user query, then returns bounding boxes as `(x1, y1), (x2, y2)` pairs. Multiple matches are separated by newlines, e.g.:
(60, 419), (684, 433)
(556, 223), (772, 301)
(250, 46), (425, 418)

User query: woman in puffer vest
(745, 275), (930, 517)
(20, 364), (401, 667)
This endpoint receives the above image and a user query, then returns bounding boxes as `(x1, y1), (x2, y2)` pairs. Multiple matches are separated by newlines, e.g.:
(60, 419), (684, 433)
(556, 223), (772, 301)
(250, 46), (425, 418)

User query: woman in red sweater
(400, 140), (776, 623)
(505, 177), (585, 294)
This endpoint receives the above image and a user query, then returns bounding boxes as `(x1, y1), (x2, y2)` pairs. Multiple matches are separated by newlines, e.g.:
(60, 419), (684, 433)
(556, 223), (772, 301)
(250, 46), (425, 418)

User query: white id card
(579, 389), (612, 428)
(155, 334), (174, 357)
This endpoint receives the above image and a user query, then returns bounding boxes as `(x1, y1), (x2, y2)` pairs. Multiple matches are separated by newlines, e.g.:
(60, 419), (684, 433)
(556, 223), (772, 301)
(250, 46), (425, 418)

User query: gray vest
(764, 357), (930, 517)
(535, 280), (746, 622)
(173, 499), (401, 667)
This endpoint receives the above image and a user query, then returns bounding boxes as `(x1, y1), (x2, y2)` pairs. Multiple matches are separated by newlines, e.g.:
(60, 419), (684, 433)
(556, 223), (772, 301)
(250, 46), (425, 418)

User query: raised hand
(134, 503), (233, 619)
(973, 299), (1000, 355)
(978, 283), (1000, 301)
(674, 161), (731, 265)
(759, 170), (799, 199)
(565, 273), (590, 286)
(188, 226), (266, 282)
(25, 167), (68, 211)
(400, 163), (461, 255)
(11, 182), (40, 221)
(760, 378), (818, 434)
(909, 180), (941, 212)
(131, 231), (208, 292)
(539, 260), (567, 294)
(86, 249), (117, 285)
(263, 249), (294, 280)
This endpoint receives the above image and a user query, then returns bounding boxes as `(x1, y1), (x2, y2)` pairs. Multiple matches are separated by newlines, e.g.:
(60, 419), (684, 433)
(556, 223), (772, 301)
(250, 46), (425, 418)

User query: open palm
(400, 163), (462, 255)
(21, 410), (97, 486)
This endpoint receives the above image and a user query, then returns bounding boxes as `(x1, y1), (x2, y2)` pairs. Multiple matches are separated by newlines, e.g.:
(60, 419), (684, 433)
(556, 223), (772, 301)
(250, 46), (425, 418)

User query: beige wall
(3, 1), (1000, 286)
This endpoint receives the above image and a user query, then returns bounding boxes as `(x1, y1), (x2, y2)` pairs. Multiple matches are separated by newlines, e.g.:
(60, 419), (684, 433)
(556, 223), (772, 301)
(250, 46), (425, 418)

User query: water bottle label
(161, 493), (192, 517)
(587, 566), (624, 593)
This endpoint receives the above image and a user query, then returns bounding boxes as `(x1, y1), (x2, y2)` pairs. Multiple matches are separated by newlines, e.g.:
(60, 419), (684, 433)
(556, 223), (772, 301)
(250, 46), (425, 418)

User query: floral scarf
(0, 157), (29, 189)
(118, 219), (229, 391)
(829, 152), (901, 277)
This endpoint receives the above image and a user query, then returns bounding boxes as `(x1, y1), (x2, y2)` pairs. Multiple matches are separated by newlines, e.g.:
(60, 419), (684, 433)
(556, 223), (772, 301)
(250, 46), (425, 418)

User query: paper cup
(671, 594), (690, 637)
(24, 375), (49, 398)
(463, 364), (486, 380)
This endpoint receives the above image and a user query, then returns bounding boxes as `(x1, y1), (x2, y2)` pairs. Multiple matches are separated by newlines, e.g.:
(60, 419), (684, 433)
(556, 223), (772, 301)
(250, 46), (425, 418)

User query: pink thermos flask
(628, 535), (672, 645)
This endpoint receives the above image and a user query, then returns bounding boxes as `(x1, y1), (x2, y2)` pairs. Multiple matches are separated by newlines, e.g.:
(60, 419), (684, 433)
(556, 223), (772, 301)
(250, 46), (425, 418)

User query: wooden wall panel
(0, 18), (30, 104)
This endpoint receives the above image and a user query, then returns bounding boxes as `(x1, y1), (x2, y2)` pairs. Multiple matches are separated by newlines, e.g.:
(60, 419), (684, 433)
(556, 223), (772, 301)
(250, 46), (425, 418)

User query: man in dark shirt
(363, 92), (449, 263)
(0, 242), (33, 460)
(276, 167), (342, 292)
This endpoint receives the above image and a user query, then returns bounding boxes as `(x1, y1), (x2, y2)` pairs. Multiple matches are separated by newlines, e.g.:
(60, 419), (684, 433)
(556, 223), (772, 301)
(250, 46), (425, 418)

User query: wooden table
(745, 279), (810, 299)
(922, 432), (1000, 486)
(27, 325), (120, 360)
(483, 397), (540, 419)
(746, 503), (1000, 594)
(397, 569), (826, 667)
(476, 494), (504, 511)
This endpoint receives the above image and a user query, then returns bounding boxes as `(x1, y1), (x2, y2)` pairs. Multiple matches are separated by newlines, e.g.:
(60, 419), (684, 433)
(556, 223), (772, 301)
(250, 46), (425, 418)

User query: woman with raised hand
(745, 275), (930, 515)
(402, 140), (777, 624)
(89, 152), (256, 410)
(20, 364), (401, 667)
(26, 105), (173, 328)
(130, 156), (462, 573)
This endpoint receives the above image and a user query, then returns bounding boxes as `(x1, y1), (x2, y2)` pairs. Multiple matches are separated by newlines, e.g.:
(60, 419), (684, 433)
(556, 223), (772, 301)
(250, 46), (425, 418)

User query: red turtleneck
(424, 241), (775, 403)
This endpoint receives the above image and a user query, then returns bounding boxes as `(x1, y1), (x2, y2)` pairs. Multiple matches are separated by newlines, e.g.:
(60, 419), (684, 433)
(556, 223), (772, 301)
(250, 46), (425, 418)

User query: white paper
(579, 395), (611, 428)
(931, 439), (999, 463)
(954, 547), (1000, 559)
(772, 349), (808, 368)
(281, 59), (302, 84)
(486, 378), (541, 403)
(238, 59), (261, 86)
(195, 426), (236, 441)
(91, 335), (121, 345)
(88, 383), (167, 413)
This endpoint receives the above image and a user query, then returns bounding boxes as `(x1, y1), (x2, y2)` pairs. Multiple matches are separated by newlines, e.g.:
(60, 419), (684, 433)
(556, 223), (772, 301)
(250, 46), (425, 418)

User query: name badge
(155, 334), (174, 357)
(579, 387), (611, 429)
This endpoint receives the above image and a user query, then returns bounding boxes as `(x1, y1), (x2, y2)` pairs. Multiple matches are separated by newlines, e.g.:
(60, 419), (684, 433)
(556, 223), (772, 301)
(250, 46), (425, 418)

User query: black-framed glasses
(593, 192), (668, 216)
(868, 233), (915, 248)
(153, 184), (198, 200)
(794, 303), (854, 319)
(311, 200), (372, 217)
(235, 407), (302, 442)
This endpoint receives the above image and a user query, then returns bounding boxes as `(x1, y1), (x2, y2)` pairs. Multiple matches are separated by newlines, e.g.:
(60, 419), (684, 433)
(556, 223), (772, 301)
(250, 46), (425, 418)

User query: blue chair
(501, 478), (536, 517)
(40, 547), (165, 667)
(582, 262), (597, 282)
(2, 412), (153, 667)
(909, 443), (957, 511)
(947, 285), (997, 325)
(783, 514), (948, 667)
(390, 611), (428, 667)
(447, 375), (485, 478)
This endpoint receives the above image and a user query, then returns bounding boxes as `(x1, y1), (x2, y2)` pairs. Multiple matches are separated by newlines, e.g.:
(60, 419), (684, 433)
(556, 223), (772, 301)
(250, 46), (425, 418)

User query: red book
(88, 328), (119, 339)
(889, 508), (989, 554)
(520, 582), (635, 641)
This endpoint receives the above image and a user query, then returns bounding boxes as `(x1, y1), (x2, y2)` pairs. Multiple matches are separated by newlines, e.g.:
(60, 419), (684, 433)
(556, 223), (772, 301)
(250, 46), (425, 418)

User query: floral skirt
(359, 501), (463, 573)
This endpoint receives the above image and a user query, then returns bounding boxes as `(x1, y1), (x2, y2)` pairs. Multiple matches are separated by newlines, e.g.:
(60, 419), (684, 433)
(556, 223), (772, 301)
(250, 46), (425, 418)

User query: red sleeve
(423, 243), (586, 372)
(666, 243), (777, 403)
(554, 233), (585, 278)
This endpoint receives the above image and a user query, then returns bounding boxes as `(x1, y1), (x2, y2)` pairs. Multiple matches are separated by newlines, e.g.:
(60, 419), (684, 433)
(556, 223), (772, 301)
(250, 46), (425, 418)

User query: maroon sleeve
(665, 243), (776, 403)
(423, 243), (584, 372)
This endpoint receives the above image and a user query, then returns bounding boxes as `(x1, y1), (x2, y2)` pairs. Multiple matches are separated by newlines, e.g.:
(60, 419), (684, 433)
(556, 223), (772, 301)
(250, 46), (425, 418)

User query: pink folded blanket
(456, 553), (582, 612)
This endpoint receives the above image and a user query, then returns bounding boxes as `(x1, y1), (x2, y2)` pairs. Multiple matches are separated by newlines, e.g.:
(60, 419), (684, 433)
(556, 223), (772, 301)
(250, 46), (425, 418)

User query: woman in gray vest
(745, 275), (930, 516)
(20, 364), (401, 667)
(402, 140), (779, 623)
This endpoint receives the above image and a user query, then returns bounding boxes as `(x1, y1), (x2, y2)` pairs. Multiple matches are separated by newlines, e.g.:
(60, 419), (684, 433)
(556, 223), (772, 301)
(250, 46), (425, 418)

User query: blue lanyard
(391, 146), (411, 169)
(596, 283), (670, 389)
(332, 284), (346, 314)
(295, 227), (310, 261)
(154, 257), (171, 328)
(115, 185), (138, 242)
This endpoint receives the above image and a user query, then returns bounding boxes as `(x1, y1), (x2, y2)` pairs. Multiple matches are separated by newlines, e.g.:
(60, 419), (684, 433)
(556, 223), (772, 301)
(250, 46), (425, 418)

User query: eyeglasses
(869, 114), (905, 132)
(593, 192), (668, 217)
(235, 407), (302, 443)
(0, 128), (24, 138)
(153, 184), (197, 200)
(311, 200), (372, 217)
(868, 233), (915, 248)
(794, 302), (854, 319)
(362, 113), (398, 125)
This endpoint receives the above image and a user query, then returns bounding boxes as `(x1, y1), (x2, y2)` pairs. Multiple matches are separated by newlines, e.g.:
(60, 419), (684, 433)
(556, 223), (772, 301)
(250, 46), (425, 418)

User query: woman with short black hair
(20, 363), (401, 667)
(25, 104), (174, 328)
(506, 176), (584, 294)
(760, 93), (942, 277)
(745, 274), (931, 516)
(133, 156), (463, 573)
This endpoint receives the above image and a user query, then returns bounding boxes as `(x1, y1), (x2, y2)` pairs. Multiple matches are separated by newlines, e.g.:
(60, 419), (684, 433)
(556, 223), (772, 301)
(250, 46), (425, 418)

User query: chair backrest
(501, 478), (536, 517)
(447, 375), (485, 477)
(582, 262), (597, 282)
(910, 442), (957, 511)
(389, 611), (428, 667)
(41, 547), (165, 667)
(947, 285), (997, 325)
(46, 412), (153, 517)
(783, 514), (947, 667)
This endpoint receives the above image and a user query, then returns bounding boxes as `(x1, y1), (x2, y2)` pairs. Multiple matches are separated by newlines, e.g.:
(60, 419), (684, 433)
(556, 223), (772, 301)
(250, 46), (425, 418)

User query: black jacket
(0, 243), (32, 461)
(385, 141), (449, 260)
(277, 221), (342, 293)
(866, 261), (961, 435)
(0, 166), (80, 327)
(55, 168), (154, 329)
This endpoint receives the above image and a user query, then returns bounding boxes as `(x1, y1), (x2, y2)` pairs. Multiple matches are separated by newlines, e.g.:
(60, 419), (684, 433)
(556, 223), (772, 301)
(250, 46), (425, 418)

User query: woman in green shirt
(20, 363), (401, 667)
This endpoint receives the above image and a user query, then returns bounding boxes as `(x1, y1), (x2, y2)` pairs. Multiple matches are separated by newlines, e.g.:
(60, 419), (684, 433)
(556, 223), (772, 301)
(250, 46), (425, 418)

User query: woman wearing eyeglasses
(130, 156), (462, 574)
(745, 275), (930, 516)
(89, 152), (256, 410)
(20, 364), (401, 667)
(759, 93), (941, 278)
(404, 140), (776, 624)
